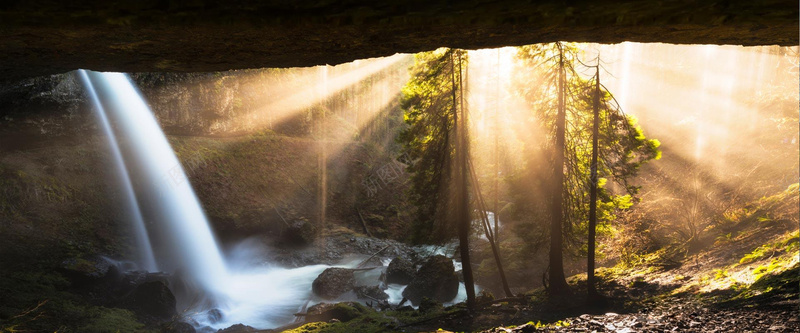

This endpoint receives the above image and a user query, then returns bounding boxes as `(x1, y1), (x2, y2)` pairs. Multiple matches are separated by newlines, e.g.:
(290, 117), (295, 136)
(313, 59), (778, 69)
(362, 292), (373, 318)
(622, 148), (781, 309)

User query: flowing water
(81, 70), (324, 329)
(81, 71), (229, 296)
(80, 70), (470, 330)
(79, 70), (158, 272)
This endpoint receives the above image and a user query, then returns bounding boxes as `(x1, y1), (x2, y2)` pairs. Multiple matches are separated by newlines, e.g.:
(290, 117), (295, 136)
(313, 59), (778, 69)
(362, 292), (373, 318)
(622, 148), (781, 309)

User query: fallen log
(356, 244), (391, 268)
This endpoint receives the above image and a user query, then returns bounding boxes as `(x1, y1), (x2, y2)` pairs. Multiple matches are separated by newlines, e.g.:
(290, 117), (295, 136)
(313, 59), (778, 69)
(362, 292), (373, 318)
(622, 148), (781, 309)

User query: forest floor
(284, 229), (798, 333)
(284, 185), (799, 333)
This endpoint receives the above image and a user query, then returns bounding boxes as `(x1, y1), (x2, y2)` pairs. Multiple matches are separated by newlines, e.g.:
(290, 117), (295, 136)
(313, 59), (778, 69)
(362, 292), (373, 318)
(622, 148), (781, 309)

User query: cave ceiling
(0, 0), (797, 80)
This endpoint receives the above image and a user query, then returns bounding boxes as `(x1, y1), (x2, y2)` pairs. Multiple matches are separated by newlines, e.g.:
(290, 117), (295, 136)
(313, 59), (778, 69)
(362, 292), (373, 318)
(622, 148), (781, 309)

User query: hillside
(278, 184), (798, 333)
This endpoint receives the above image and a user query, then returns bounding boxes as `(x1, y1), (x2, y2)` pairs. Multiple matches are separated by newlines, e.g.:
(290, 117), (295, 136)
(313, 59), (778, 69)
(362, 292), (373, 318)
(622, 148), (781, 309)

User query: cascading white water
(79, 70), (158, 272)
(82, 71), (229, 297)
(80, 70), (333, 329)
(81, 69), (471, 330)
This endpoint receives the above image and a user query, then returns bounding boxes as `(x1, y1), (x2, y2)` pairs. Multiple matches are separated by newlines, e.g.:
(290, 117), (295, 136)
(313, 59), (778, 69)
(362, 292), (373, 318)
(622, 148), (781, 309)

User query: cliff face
(0, 63), (414, 256)
(0, 0), (797, 80)
(0, 54), (411, 138)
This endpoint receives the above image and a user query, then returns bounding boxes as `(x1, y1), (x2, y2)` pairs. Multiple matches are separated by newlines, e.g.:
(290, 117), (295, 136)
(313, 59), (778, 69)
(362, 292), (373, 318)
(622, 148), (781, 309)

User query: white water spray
(81, 69), (471, 330)
(79, 70), (158, 272)
(80, 70), (336, 329)
(82, 71), (229, 296)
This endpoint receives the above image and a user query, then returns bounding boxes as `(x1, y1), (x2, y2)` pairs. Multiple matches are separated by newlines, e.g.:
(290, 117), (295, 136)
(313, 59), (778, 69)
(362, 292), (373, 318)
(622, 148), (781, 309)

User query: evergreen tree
(398, 48), (476, 308)
(513, 43), (661, 298)
(398, 49), (460, 242)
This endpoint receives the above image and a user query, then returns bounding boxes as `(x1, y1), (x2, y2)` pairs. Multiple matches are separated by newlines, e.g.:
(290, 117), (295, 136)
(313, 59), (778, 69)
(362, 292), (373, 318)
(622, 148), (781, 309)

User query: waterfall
(80, 70), (329, 329)
(81, 70), (229, 295)
(79, 70), (158, 272)
(80, 69), (468, 330)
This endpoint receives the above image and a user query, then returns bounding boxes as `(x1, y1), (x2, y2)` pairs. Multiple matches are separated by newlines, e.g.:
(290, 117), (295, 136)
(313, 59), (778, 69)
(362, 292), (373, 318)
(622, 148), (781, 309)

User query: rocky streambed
(56, 233), (471, 332)
(479, 300), (800, 333)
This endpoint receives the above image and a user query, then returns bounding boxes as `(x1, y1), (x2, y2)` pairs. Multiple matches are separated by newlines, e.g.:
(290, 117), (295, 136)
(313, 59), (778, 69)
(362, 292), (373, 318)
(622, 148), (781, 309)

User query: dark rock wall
(0, 0), (796, 80)
(0, 55), (411, 138)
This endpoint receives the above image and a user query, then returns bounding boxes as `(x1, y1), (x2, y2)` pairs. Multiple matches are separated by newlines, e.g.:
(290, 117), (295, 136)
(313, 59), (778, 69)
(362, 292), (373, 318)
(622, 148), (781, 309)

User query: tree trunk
(318, 66), (328, 233)
(468, 157), (513, 297)
(453, 50), (476, 309)
(548, 43), (571, 298)
(494, 48), (501, 243)
(587, 63), (600, 300)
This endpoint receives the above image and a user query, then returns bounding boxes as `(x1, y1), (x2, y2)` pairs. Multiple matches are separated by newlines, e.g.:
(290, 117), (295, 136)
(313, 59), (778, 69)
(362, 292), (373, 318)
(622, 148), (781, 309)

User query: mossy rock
(418, 297), (443, 313)
(305, 302), (371, 323)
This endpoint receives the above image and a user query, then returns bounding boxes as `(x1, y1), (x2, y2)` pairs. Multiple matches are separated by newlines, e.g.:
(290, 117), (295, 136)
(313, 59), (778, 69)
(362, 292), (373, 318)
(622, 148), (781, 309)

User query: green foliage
(397, 48), (468, 243)
(509, 43), (660, 257)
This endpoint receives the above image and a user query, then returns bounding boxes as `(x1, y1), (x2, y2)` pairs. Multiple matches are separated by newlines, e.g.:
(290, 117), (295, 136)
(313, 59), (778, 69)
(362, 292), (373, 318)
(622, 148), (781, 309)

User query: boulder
(354, 285), (389, 301)
(59, 256), (116, 287)
(401, 255), (459, 305)
(124, 280), (177, 319)
(207, 308), (223, 323)
(312, 268), (355, 299)
(217, 324), (257, 333)
(305, 302), (370, 323)
(385, 257), (415, 285)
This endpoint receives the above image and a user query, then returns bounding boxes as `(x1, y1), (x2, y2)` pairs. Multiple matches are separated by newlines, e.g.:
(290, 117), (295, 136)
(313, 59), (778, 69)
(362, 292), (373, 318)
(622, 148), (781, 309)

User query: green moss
(740, 231), (800, 264)
(713, 269), (729, 281)
(79, 307), (149, 333)
(290, 304), (465, 333)
(284, 322), (331, 333)
(0, 268), (149, 332)
(732, 263), (799, 301)
(752, 258), (793, 280)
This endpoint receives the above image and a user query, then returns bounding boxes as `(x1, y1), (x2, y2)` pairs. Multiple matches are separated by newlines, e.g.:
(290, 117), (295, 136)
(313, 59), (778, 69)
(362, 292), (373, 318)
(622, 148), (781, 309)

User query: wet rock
(402, 255), (459, 305)
(355, 285), (389, 301)
(123, 280), (177, 319)
(312, 268), (355, 299)
(207, 308), (223, 323)
(161, 321), (196, 333)
(385, 257), (415, 285)
(270, 234), (414, 267)
(217, 324), (257, 332)
(305, 302), (370, 323)
(305, 303), (336, 322)
(59, 256), (115, 287)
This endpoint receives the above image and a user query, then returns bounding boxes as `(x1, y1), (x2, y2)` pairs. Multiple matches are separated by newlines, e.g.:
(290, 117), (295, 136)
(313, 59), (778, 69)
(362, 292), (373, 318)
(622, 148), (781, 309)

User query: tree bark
(318, 66), (328, 233)
(453, 50), (476, 309)
(548, 43), (571, 298)
(468, 157), (513, 297)
(494, 48), (501, 243)
(587, 63), (600, 300)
